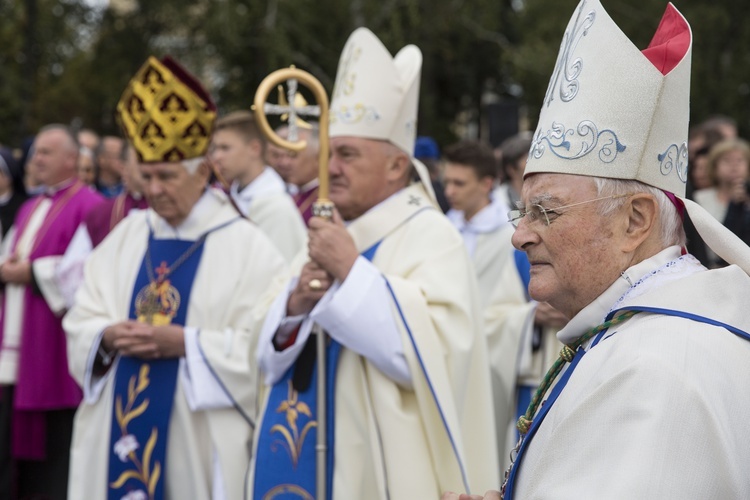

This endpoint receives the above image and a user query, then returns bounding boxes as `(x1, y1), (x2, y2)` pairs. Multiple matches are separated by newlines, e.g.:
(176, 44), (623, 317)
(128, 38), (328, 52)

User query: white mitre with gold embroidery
(526, 0), (750, 273)
(329, 27), (436, 203)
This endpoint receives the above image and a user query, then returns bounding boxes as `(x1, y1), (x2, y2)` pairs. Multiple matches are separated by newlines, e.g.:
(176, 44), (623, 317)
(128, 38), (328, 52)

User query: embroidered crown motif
(117, 56), (216, 163)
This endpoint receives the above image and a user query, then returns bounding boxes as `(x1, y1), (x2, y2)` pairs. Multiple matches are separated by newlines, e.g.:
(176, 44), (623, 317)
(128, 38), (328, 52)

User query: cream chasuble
(251, 183), (499, 499)
(514, 248), (750, 498)
(64, 189), (288, 500)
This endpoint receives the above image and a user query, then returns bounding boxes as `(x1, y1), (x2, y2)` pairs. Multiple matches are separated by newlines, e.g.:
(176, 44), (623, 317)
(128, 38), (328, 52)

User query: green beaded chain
(516, 310), (639, 435)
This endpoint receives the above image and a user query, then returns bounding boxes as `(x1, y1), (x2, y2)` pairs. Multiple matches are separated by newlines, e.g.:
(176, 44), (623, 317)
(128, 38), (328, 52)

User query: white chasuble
(514, 248), (750, 499)
(64, 189), (288, 500)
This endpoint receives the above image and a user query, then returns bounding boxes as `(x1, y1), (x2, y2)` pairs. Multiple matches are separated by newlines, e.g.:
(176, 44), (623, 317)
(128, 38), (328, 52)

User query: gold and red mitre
(116, 56), (217, 163)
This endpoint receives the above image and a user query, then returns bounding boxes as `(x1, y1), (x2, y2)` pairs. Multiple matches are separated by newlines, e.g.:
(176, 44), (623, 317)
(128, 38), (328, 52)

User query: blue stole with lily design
(107, 232), (206, 500)
(253, 242), (382, 500)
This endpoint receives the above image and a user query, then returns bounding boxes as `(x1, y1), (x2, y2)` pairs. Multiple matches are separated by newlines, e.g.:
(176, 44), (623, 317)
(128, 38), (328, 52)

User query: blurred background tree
(1, 0), (749, 149)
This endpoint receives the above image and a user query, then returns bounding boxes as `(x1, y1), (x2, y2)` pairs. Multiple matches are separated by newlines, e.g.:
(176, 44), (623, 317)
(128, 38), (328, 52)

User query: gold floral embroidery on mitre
(134, 279), (180, 326)
(269, 380), (317, 468)
(116, 56), (216, 163)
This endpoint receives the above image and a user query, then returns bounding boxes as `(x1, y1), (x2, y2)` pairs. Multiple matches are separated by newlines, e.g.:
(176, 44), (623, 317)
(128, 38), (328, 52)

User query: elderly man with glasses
(444, 1), (750, 499)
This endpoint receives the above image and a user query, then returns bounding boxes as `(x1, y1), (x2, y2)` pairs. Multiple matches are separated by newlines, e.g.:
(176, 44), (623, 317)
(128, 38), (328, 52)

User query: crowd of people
(0, 0), (749, 499)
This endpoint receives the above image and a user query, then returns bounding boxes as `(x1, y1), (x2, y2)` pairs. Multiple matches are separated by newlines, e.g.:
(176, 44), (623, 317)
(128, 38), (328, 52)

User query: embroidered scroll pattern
(530, 120), (626, 163)
(543, 0), (596, 108)
(657, 142), (688, 183)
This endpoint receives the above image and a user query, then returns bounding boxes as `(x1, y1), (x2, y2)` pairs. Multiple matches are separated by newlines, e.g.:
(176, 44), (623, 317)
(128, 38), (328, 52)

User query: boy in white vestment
(211, 111), (306, 263)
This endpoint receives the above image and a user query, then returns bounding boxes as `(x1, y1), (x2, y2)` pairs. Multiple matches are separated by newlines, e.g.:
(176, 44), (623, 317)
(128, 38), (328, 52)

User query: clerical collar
(447, 200), (508, 234)
(557, 246), (687, 345)
(298, 178), (319, 193)
(232, 167), (286, 202)
(150, 188), (228, 240)
(44, 177), (77, 197)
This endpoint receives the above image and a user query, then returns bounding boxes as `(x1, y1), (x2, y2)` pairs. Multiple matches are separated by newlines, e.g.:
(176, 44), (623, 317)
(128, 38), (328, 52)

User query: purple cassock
(0, 181), (102, 459)
(85, 192), (148, 247)
(292, 184), (319, 227)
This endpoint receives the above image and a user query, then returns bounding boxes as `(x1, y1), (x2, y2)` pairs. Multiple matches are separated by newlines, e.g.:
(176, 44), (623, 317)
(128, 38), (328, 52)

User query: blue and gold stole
(253, 242), (381, 500)
(107, 232), (206, 500)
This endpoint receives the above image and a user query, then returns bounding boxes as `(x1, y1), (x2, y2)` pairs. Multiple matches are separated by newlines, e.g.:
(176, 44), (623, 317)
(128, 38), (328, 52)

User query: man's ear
(480, 175), (495, 193)
(386, 153), (412, 183)
(621, 193), (658, 253)
(249, 138), (263, 156)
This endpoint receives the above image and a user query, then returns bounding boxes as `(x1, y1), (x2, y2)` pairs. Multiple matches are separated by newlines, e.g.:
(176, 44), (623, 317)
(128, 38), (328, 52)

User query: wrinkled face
(31, 129), (78, 186)
(277, 129), (319, 187)
(139, 162), (207, 227)
(329, 136), (393, 221)
(77, 154), (96, 185)
(210, 129), (259, 184)
(265, 142), (288, 180)
(511, 173), (626, 318)
(714, 149), (749, 186)
(443, 162), (492, 217)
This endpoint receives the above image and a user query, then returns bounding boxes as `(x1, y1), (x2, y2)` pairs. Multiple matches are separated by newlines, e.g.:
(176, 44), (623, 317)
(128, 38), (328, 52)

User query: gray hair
(593, 177), (686, 247)
(181, 157), (204, 174)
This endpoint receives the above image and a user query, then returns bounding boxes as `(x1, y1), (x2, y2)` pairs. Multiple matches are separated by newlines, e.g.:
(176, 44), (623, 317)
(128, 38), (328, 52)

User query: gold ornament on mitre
(116, 56), (217, 163)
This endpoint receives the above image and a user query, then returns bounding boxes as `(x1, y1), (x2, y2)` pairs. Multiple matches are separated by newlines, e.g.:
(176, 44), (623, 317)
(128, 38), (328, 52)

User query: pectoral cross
(263, 78), (321, 142)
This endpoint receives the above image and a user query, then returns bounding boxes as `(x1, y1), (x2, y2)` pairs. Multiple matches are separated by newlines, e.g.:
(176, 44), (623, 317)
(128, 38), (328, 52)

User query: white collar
(231, 167), (286, 202)
(298, 178), (320, 193)
(148, 188), (236, 240)
(447, 200), (508, 234)
(557, 246), (700, 344)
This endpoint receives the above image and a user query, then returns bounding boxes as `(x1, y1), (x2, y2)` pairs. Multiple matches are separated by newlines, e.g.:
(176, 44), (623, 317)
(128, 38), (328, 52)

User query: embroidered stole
(107, 233), (206, 500)
(254, 184), (435, 500)
(503, 307), (750, 499)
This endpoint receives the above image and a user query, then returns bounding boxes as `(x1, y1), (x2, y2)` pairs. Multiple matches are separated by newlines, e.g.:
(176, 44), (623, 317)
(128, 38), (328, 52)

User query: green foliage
(2, 0), (750, 150)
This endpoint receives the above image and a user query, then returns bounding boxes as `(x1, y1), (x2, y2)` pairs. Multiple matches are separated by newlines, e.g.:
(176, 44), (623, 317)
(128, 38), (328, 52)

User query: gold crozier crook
(253, 66), (332, 500)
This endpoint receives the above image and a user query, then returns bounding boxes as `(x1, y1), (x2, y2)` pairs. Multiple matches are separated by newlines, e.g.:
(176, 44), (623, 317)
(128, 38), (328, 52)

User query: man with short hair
(443, 139), (564, 465)
(95, 135), (125, 198)
(64, 56), (287, 500)
(0, 124), (102, 499)
(277, 123), (320, 225)
(445, 1), (750, 499)
(211, 111), (306, 262)
(444, 140), (512, 305)
(250, 28), (498, 500)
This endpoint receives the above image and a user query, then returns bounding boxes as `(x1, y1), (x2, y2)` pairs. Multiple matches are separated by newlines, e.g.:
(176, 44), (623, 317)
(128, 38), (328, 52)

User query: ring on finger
(308, 278), (323, 290)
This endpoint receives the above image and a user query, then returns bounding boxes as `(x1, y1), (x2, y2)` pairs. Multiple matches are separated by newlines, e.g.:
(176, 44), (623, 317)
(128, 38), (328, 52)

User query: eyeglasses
(507, 194), (632, 228)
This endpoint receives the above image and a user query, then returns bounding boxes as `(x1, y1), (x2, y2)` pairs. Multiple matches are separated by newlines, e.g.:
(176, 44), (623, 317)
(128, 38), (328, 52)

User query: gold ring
(308, 278), (322, 290)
